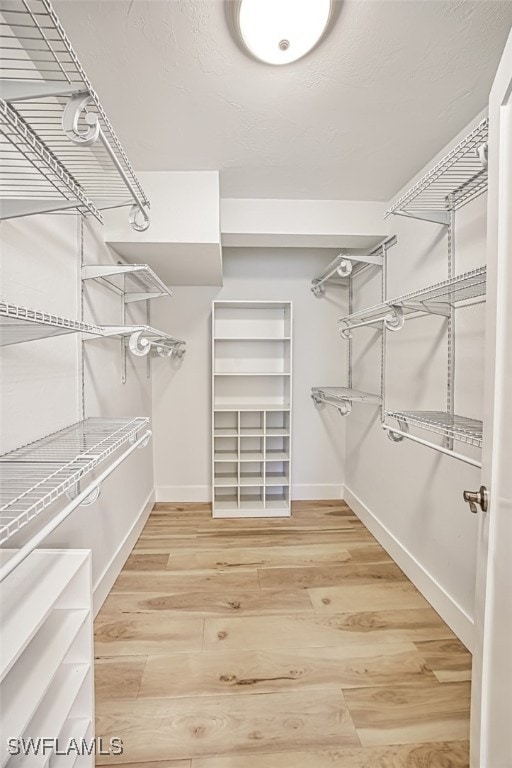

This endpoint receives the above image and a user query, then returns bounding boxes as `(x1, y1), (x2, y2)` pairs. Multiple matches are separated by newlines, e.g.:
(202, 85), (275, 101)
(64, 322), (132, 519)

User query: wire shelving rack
(81, 264), (172, 303)
(0, 301), (186, 359)
(385, 411), (483, 449)
(0, 417), (149, 544)
(0, 300), (103, 345)
(338, 266), (486, 337)
(0, 0), (150, 228)
(387, 117), (489, 224)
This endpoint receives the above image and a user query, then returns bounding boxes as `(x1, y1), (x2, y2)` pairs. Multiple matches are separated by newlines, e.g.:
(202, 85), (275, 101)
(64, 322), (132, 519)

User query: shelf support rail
(0, 428), (152, 583)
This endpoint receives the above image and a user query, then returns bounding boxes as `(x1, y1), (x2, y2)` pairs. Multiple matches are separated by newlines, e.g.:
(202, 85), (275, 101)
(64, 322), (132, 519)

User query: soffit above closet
(53, 0), (512, 201)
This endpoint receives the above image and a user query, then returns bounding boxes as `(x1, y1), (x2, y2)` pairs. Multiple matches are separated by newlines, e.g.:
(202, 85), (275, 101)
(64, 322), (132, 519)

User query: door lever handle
(463, 486), (488, 513)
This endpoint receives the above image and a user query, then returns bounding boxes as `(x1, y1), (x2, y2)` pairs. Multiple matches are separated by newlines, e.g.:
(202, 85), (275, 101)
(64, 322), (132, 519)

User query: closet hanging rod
(382, 425), (481, 468)
(0, 428), (152, 583)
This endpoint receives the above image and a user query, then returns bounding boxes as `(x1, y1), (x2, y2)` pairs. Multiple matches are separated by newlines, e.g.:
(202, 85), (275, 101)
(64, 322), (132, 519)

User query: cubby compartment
(240, 436), (264, 462)
(214, 488), (238, 513)
(240, 411), (264, 436)
(213, 437), (238, 462)
(213, 302), (292, 339)
(266, 410), (290, 436)
(266, 435), (290, 461)
(265, 460), (290, 486)
(240, 461), (264, 486)
(213, 411), (238, 437)
(214, 461), (238, 486)
(265, 486), (290, 512)
(240, 486), (264, 511)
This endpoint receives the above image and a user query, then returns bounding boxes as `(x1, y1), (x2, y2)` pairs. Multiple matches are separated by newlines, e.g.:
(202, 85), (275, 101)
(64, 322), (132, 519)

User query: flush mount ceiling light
(235, 0), (333, 66)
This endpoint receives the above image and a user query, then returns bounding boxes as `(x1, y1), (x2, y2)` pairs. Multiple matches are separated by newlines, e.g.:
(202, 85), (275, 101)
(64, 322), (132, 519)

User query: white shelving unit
(0, 549), (93, 768)
(0, 417), (149, 545)
(0, 0), (150, 229)
(212, 301), (292, 518)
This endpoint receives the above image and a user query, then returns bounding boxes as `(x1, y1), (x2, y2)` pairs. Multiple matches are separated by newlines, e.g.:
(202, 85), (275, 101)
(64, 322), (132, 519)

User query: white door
(470, 29), (512, 768)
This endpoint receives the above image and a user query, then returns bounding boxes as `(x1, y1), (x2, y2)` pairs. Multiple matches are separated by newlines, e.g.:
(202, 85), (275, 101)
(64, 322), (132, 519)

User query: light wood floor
(94, 501), (471, 767)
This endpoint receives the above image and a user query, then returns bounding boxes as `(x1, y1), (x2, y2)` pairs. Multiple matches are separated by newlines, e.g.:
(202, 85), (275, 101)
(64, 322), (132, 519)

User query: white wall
(0, 214), (154, 612)
(151, 248), (347, 502)
(345, 124), (487, 650)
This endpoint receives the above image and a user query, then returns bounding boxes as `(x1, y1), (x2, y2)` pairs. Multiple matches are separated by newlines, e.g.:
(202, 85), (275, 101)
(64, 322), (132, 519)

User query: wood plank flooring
(95, 500), (471, 767)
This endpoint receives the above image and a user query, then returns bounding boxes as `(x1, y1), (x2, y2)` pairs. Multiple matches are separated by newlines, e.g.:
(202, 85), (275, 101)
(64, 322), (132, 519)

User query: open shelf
(215, 336), (292, 341)
(387, 117), (489, 224)
(0, 0), (150, 228)
(338, 266), (486, 336)
(386, 410), (483, 448)
(82, 264), (172, 303)
(214, 372), (291, 377)
(214, 402), (290, 411)
(0, 417), (149, 545)
(312, 387), (382, 408)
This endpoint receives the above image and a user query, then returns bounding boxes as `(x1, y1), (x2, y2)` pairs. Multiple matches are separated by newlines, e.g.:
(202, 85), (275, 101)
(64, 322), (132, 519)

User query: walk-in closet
(1, 2), (512, 766)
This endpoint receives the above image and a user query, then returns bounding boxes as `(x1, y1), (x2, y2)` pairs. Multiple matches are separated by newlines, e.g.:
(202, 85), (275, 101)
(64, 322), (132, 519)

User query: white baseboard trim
(93, 488), (155, 616)
(156, 485), (211, 502)
(344, 485), (474, 651)
(292, 484), (345, 500)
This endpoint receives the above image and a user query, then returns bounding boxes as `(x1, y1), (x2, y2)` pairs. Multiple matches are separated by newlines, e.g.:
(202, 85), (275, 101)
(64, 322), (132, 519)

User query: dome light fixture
(236, 0), (333, 66)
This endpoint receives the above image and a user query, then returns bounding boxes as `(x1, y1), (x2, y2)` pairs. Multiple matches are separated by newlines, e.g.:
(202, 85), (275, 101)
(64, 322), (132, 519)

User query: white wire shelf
(385, 411), (483, 448)
(338, 266), (486, 337)
(0, 0), (150, 228)
(81, 264), (172, 303)
(312, 387), (382, 406)
(311, 237), (396, 296)
(387, 118), (489, 224)
(0, 417), (149, 544)
(0, 98), (100, 221)
(0, 301), (103, 345)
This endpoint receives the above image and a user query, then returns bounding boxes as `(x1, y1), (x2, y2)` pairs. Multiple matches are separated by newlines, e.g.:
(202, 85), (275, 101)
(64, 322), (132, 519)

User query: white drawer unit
(0, 550), (94, 768)
(212, 301), (292, 518)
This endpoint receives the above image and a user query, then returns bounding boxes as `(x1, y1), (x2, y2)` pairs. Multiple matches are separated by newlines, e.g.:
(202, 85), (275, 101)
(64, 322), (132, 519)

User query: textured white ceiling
(54, 0), (512, 201)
